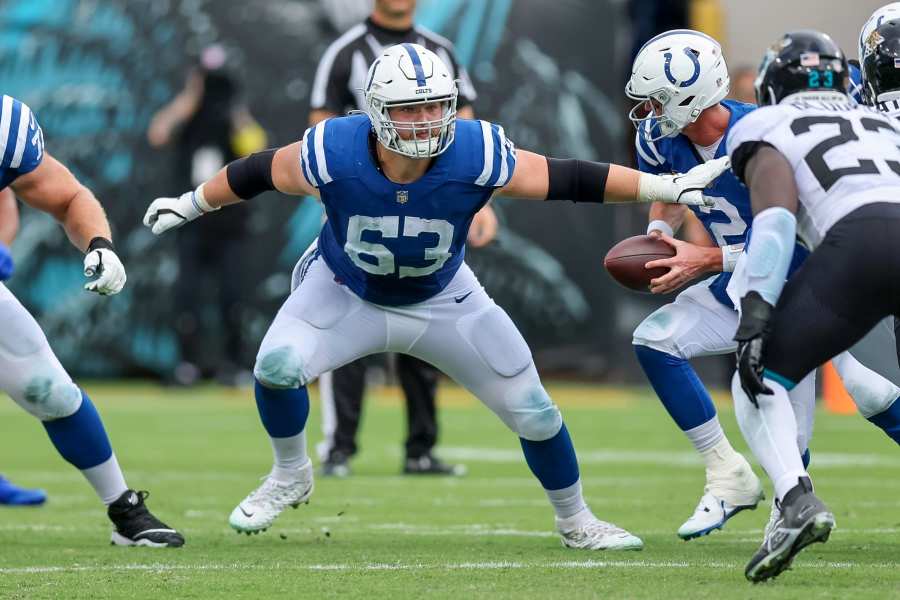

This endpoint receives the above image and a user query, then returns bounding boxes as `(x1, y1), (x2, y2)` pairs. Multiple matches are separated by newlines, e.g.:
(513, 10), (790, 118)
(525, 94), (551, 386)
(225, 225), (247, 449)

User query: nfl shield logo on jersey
(396, 190), (409, 204)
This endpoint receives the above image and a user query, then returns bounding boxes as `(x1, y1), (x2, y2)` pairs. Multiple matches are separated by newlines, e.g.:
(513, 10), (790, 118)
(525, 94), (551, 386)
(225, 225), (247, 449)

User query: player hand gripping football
(733, 291), (775, 406)
(645, 233), (723, 294)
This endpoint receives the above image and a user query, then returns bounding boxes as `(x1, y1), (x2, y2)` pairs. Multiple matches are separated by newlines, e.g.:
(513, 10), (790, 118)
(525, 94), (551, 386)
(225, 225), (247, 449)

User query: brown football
(603, 235), (675, 292)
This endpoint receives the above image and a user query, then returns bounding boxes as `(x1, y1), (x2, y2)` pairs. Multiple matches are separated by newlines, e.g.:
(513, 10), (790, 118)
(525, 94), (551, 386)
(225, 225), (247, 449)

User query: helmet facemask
(367, 93), (458, 159)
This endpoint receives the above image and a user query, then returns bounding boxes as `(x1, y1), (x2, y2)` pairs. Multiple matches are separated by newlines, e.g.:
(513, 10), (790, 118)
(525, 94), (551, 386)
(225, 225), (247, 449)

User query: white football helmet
(625, 30), (729, 142)
(859, 3), (900, 64)
(364, 43), (458, 159)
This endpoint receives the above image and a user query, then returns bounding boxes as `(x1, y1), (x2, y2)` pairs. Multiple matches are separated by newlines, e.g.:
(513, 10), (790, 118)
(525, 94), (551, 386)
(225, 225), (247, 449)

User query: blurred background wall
(0, 0), (894, 386)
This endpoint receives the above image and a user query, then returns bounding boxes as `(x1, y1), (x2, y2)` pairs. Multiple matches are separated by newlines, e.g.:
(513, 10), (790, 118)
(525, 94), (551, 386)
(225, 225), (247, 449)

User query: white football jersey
(726, 98), (900, 248)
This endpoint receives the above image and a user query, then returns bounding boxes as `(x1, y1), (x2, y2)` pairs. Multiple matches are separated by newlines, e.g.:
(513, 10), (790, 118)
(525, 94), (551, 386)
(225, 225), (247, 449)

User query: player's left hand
(667, 156), (731, 207)
(467, 204), (498, 248)
(83, 243), (126, 295)
(734, 291), (775, 406)
(645, 233), (719, 294)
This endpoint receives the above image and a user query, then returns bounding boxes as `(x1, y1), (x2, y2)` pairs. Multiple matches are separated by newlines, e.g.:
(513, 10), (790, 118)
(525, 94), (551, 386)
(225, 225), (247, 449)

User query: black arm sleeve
(545, 157), (610, 203)
(226, 149), (277, 200)
(731, 141), (776, 185)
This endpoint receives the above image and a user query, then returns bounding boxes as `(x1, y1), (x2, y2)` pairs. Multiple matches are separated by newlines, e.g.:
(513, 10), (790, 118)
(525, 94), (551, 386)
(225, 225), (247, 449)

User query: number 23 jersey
(299, 114), (516, 306)
(727, 98), (900, 249)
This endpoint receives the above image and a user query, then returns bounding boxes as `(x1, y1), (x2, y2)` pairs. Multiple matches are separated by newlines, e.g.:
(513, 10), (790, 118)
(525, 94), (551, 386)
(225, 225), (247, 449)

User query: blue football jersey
(634, 99), (807, 307)
(0, 95), (44, 189)
(300, 114), (515, 306)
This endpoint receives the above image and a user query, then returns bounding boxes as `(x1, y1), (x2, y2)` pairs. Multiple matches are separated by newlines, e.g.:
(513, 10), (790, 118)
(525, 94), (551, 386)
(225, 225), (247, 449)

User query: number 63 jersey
(727, 98), (900, 249)
(299, 114), (515, 306)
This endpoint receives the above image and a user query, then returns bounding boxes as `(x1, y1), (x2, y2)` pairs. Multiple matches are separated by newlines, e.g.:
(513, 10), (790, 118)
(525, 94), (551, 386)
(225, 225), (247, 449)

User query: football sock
(520, 423), (579, 500)
(787, 372), (816, 456)
(732, 374), (807, 502)
(634, 345), (717, 437)
(42, 391), (128, 505)
(254, 379), (310, 481)
(80, 454), (129, 505)
(545, 479), (587, 519)
(868, 397), (900, 445)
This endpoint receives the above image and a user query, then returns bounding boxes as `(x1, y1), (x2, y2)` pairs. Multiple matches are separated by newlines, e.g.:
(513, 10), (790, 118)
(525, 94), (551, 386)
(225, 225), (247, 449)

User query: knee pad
(468, 306), (532, 377)
(833, 352), (900, 418)
(20, 375), (82, 420)
(254, 345), (306, 389)
(508, 385), (562, 441)
(632, 304), (691, 359)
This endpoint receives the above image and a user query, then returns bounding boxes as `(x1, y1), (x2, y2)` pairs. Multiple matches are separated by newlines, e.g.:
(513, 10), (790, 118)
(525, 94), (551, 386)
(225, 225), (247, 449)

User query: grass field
(1, 381), (898, 599)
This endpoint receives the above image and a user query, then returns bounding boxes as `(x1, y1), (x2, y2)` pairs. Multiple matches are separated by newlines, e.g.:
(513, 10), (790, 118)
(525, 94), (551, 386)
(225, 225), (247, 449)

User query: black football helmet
(755, 30), (849, 106)
(862, 19), (900, 107)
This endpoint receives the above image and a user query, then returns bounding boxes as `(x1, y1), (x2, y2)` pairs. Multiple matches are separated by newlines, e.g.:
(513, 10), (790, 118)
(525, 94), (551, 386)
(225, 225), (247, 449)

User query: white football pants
(253, 247), (563, 442)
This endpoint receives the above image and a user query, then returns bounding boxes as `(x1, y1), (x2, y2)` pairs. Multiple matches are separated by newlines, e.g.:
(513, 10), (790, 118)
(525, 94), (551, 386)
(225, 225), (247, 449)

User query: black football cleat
(108, 490), (185, 548)
(745, 477), (834, 583)
(403, 453), (466, 476)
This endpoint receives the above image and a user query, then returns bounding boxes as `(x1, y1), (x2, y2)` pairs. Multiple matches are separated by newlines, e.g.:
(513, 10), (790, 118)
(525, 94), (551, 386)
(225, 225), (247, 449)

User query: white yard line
(3, 559), (898, 575)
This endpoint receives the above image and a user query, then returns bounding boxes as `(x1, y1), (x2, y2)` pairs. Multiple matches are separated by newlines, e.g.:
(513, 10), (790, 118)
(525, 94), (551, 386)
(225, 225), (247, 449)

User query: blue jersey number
(699, 195), (748, 246)
(345, 215), (454, 278)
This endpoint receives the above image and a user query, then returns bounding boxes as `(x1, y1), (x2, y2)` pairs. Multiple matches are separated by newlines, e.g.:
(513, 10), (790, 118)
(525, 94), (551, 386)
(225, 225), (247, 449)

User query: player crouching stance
(145, 44), (726, 550)
(0, 95), (183, 546)
(725, 31), (900, 581)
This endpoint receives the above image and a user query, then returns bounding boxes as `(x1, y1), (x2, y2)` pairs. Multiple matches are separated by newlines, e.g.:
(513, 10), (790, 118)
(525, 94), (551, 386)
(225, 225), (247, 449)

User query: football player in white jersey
(145, 43), (728, 550)
(0, 95), (183, 546)
(725, 30), (900, 581)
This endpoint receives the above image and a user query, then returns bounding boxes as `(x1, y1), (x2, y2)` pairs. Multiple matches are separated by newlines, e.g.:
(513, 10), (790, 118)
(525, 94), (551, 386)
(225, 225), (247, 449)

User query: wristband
(87, 237), (114, 253)
(722, 243), (744, 272)
(646, 220), (674, 238)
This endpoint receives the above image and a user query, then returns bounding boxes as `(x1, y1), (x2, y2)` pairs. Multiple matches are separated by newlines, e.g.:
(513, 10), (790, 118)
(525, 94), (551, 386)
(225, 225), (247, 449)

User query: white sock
(685, 415), (726, 453)
(546, 479), (586, 519)
(732, 373), (808, 501)
(787, 371), (816, 454)
(269, 431), (309, 483)
(81, 454), (129, 505)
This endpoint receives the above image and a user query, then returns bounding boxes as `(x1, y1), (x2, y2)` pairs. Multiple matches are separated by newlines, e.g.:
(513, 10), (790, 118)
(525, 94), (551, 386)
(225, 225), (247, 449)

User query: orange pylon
(822, 361), (856, 415)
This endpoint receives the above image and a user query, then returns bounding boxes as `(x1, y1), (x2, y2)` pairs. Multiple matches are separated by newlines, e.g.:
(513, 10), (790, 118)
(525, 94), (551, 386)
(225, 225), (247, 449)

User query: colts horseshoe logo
(663, 47), (701, 88)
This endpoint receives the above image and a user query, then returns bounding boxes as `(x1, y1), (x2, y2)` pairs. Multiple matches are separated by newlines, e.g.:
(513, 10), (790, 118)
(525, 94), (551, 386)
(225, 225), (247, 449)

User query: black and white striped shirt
(310, 17), (476, 115)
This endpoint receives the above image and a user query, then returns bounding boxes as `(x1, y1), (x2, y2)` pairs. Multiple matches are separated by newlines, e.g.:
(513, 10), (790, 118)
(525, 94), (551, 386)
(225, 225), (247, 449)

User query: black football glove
(733, 291), (775, 407)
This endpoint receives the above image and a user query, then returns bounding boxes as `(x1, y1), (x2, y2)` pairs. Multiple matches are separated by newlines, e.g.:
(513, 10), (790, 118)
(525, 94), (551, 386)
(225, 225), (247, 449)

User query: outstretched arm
(11, 153), (125, 294)
(11, 153), (111, 251)
(495, 150), (727, 205)
(144, 141), (318, 235)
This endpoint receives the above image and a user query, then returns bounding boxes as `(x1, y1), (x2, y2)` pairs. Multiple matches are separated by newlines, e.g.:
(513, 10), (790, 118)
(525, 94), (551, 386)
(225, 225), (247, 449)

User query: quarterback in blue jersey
(0, 95), (183, 546)
(145, 43), (728, 549)
(625, 30), (900, 541)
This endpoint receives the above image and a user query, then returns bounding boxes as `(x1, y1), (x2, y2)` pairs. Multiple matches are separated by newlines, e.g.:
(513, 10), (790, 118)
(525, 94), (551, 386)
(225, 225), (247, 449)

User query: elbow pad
(226, 149), (277, 200)
(745, 207), (796, 305)
(545, 158), (610, 203)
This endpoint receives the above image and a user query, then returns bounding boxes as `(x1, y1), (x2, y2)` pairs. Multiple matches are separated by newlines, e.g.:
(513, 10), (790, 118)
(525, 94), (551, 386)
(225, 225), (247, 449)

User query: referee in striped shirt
(310, 0), (498, 477)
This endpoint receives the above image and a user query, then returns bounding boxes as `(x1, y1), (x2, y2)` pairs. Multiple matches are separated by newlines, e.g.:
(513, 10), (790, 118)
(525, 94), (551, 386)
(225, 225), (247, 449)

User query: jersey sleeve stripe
(313, 121), (333, 185)
(9, 103), (31, 169)
(0, 96), (14, 167)
(635, 133), (660, 167)
(639, 122), (665, 164)
(493, 124), (510, 187)
(474, 120), (494, 186)
(299, 129), (317, 188)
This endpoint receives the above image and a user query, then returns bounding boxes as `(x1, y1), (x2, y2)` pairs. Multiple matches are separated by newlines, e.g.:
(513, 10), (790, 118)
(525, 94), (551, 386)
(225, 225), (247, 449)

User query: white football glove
(143, 186), (216, 236)
(83, 242), (126, 295)
(638, 156), (731, 207)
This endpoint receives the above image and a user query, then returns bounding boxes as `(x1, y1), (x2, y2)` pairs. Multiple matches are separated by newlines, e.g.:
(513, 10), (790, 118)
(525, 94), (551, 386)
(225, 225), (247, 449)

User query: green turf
(1, 382), (898, 599)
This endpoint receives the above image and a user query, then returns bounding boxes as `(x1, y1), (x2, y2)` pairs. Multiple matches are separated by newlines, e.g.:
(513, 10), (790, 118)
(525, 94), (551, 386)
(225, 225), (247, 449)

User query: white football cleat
(678, 455), (764, 540)
(229, 460), (314, 534)
(557, 508), (643, 551)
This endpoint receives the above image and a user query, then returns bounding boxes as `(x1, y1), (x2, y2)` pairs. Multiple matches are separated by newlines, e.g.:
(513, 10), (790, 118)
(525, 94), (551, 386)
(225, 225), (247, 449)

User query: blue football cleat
(0, 476), (47, 506)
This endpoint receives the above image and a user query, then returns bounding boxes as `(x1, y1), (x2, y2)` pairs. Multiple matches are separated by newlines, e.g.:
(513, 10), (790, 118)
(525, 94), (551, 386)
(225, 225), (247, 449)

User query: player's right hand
(143, 190), (207, 235)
